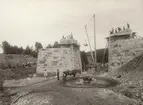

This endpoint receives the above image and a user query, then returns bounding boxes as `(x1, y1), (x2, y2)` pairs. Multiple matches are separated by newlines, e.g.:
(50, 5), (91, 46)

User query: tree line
(1, 41), (42, 58)
(96, 48), (108, 63)
(87, 48), (108, 63)
(1, 41), (62, 58)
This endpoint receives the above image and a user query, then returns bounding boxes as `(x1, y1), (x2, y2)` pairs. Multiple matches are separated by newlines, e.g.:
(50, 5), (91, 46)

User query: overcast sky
(0, 0), (143, 53)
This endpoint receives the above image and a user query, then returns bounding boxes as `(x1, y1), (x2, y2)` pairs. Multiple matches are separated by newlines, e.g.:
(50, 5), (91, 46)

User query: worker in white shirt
(44, 69), (48, 80)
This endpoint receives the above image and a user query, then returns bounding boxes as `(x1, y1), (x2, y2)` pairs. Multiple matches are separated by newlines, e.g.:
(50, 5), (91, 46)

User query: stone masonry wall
(36, 47), (82, 76)
(109, 38), (143, 75)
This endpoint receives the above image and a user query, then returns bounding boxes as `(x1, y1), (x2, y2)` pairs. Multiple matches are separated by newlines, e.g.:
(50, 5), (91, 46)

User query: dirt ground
(6, 78), (141, 105)
(0, 66), (36, 105)
(0, 64), (143, 105)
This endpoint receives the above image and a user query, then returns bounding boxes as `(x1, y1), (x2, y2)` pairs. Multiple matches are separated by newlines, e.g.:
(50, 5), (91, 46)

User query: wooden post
(93, 14), (97, 71)
(85, 26), (95, 64)
(57, 69), (59, 80)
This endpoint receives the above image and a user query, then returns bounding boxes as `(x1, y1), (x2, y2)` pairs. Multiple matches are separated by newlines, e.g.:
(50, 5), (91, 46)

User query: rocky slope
(117, 52), (143, 85)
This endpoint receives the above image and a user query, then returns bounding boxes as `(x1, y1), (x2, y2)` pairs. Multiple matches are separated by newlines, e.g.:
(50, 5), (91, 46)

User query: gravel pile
(11, 92), (52, 105)
(0, 92), (11, 105)
(119, 52), (143, 73)
(117, 52), (143, 85)
(112, 52), (143, 103)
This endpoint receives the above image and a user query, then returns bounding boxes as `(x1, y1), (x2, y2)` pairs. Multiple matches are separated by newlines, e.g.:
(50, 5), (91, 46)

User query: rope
(84, 15), (95, 64)
(85, 26), (95, 63)
(86, 15), (94, 26)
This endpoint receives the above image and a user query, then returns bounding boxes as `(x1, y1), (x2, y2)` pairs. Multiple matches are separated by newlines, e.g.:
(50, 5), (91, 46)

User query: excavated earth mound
(117, 52), (143, 85)
(113, 52), (143, 102)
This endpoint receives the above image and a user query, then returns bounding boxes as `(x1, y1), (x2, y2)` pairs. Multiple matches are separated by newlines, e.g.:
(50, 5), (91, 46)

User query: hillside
(0, 54), (37, 69)
(86, 48), (108, 63)
(0, 54), (37, 80)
